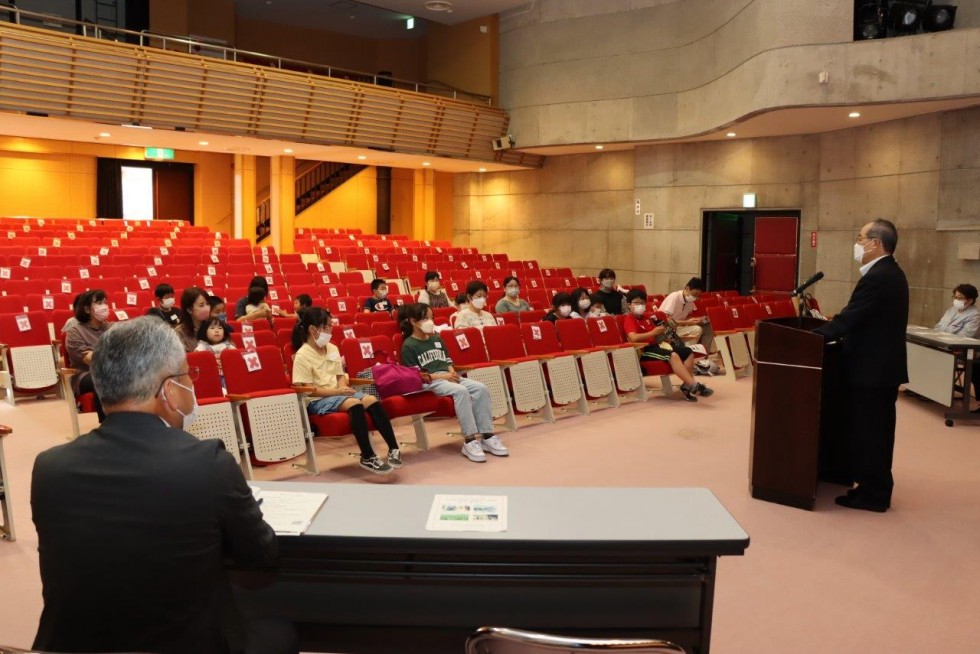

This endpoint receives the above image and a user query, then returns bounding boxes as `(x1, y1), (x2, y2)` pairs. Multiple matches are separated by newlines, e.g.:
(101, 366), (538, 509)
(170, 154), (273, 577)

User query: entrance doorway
(700, 210), (801, 294)
(97, 159), (194, 222)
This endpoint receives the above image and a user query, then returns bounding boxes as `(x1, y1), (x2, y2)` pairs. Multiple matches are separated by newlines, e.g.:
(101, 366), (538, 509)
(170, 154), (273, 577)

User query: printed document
(425, 494), (507, 532)
(257, 490), (328, 535)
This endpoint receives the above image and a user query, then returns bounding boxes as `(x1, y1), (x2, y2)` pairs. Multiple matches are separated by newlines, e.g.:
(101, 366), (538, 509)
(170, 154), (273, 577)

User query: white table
(905, 326), (980, 426)
(233, 482), (749, 654)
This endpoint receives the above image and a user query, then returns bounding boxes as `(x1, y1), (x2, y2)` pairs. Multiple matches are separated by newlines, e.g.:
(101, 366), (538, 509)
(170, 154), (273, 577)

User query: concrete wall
(499, 0), (980, 147)
(455, 106), (980, 326)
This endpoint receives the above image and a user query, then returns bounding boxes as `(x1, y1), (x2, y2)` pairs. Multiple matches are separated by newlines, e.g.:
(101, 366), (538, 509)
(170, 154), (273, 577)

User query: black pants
(847, 386), (899, 505)
(77, 373), (105, 422)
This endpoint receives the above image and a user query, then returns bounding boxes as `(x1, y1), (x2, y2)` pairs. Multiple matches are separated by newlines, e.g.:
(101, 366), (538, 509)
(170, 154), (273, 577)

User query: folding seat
(354, 311), (392, 326)
(386, 293), (414, 309)
(273, 316), (297, 334)
(338, 334), (451, 451)
(184, 351), (251, 478)
(231, 329), (278, 350)
(440, 327), (521, 431)
(553, 319), (619, 408)
(228, 317), (272, 333)
(404, 270), (429, 293)
(576, 275), (597, 290)
(729, 304), (761, 359)
(369, 321), (400, 340)
(345, 254), (373, 272)
(525, 289), (551, 311)
(220, 345), (317, 474)
(587, 316), (653, 401)
(432, 307), (456, 326)
(518, 321), (590, 417)
(287, 284), (323, 304)
(0, 295), (26, 313)
(326, 296), (357, 315)
(113, 290), (152, 314)
(329, 322), (370, 349)
(346, 282), (372, 299)
(0, 311), (62, 405)
(706, 306), (752, 381)
(443, 279), (464, 297)
(337, 271), (366, 285)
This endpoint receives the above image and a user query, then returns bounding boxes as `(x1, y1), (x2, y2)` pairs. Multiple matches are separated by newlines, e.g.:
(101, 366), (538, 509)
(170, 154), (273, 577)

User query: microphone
(791, 271), (824, 298)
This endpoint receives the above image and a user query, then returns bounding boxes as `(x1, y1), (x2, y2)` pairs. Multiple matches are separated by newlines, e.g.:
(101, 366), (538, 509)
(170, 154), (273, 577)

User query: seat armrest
(226, 393), (251, 402)
(292, 385), (317, 393)
(60, 367), (78, 379)
(348, 378), (374, 386)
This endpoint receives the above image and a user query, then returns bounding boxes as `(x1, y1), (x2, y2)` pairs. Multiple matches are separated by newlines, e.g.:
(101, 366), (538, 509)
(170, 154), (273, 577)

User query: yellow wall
(295, 167), (378, 235)
(390, 168), (415, 238)
(426, 16), (498, 101)
(433, 171), (454, 242)
(0, 137), (233, 233)
(150, 0), (236, 44)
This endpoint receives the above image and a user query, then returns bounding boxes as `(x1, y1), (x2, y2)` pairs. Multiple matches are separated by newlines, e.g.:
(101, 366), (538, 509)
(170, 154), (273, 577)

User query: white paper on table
(425, 494), (507, 532)
(258, 490), (328, 536)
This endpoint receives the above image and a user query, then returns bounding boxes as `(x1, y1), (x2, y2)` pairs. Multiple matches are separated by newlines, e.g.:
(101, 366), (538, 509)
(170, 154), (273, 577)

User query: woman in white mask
(64, 288), (113, 421)
(454, 280), (498, 330)
(495, 275), (532, 313)
(570, 287), (592, 318)
(417, 271), (450, 308)
(935, 284), (980, 337)
(290, 307), (401, 475)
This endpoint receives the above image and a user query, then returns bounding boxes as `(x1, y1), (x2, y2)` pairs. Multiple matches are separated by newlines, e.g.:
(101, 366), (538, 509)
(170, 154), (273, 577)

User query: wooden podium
(749, 317), (850, 510)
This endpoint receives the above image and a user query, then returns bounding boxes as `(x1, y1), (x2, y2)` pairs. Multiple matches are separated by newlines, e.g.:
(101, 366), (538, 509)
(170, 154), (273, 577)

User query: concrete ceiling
(521, 98), (980, 155)
(4, 97), (980, 170)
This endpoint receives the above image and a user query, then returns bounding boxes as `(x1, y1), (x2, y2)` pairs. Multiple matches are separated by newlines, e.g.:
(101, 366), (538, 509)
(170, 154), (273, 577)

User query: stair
(256, 161), (367, 242)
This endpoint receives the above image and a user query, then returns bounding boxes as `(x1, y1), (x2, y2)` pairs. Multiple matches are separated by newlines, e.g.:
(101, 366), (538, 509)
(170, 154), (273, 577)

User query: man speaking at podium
(814, 219), (908, 513)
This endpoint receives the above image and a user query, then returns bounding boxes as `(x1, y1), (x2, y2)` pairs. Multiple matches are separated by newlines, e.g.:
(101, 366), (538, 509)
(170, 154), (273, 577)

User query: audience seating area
(0, 216), (799, 477)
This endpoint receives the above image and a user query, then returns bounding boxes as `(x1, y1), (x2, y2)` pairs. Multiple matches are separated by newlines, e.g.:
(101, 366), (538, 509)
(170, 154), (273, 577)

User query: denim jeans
(424, 377), (493, 436)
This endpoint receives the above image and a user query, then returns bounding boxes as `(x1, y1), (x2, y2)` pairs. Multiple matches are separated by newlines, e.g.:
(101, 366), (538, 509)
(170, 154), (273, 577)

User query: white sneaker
(462, 439), (487, 462)
(480, 435), (509, 457)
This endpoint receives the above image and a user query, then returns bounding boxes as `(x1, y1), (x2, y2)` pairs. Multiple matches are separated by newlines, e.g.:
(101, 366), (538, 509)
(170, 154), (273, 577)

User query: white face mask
(853, 241), (869, 263)
(684, 294), (696, 303)
(378, 291), (388, 299)
(558, 305), (572, 317)
(161, 297), (175, 309)
(578, 298), (591, 310)
(631, 304), (646, 316)
(314, 329), (331, 348)
(167, 379), (199, 430)
(427, 281), (440, 291)
(419, 319), (435, 334)
(953, 299), (967, 311)
(470, 297), (487, 310)
(506, 287), (520, 298)
(92, 304), (109, 321)
(601, 279), (615, 290)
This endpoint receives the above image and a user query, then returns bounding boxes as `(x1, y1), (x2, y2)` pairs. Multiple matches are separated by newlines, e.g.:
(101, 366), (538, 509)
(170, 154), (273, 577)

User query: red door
(753, 217), (798, 292)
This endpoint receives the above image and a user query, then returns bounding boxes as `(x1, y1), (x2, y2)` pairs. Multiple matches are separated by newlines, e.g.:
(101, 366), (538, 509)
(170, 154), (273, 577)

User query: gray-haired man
(31, 317), (293, 654)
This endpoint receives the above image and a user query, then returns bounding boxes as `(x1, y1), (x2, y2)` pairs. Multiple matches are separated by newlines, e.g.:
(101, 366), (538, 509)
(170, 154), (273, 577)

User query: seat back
(186, 351), (225, 400)
(330, 322), (370, 349)
(441, 327), (490, 366)
(339, 334), (394, 376)
(520, 321), (562, 356)
(221, 345), (290, 394)
(706, 306), (735, 331)
(587, 316), (625, 346)
(554, 319), (595, 350)
(483, 324), (529, 359)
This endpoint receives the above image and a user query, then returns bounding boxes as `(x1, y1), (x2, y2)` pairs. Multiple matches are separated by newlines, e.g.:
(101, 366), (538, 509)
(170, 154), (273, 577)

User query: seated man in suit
(31, 317), (294, 654)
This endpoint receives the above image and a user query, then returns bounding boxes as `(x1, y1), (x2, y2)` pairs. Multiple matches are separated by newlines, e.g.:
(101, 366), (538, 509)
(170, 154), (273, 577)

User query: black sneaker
(360, 456), (394, 475)
(387, 448), (403, 468)
(694, 383), (714, 397)
(680, 384), (698, 402)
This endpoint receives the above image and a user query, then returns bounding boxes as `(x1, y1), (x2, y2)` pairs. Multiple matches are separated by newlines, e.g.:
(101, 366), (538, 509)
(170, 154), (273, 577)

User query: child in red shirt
(623, 289), (713, 402)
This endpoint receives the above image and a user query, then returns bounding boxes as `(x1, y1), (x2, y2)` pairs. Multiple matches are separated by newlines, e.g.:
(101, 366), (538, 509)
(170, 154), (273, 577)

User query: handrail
(0, 4), (493, 106)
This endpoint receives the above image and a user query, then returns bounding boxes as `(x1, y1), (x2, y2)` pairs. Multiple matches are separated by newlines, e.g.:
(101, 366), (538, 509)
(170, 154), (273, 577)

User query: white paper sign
(243, 352), (262, 372)
(425, 495), (507, 533)
(0, 268), (10, 280)
(530, 279), (539, 288)
(241, 323), (254, 334)
(79, 268), (90, 279)
(456, 333), (470, 350)
(67, 232), (76, 240)
(337, 301), (347, 312)
(531, 325), (542, 340)
(269, 290), (279, 301)
(316, 263), (325, 272)
(15, 314), (31, 332)
(264, 264), (273, 274)
(61, 280), (72, 293)
(89, 255), (100, 266)
(147, 267), (158, 277)
(322, 275), (332, 285)
(381, 263), (390, 271)
(160, 247), (169, 255)
(19, 257), (30, 268)
(38, 247), (47, 256)
(52, 238), (61, 247)
(265, 276), (273, 284)
(126, 292), (137, 306)
(138, 278), (150, 290)
(99, 247), (109, 256)
(6, 231), (14, 239)
(153, 257), (163, 266)
(111, 239), (119, 247)
(202, 275), (213, 287)
(42, 296), (55, 310)
(343, 328), (355, 338)
(211, 255), (220, 263)
(114, 310), (129, 320)
(597, 320), (608, 333)
(242, 335), (257, 351)
(207, 266), (217, 276)
(164, 239), (172, 247)
(359, 341), (374, 359)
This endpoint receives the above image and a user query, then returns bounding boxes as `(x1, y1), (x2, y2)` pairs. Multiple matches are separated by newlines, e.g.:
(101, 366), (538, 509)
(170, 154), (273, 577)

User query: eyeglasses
(855, 234), (877, 243)
(157, 366), (199, 395)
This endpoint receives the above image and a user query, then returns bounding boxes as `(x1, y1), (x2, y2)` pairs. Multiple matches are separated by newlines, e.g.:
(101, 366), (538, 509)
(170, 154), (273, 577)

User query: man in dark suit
(815, 219), (909, 512)
(32, 317), (293, 654)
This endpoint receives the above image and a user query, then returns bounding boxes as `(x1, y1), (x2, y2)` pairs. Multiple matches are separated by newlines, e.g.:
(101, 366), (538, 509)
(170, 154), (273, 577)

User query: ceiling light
(889, 1), (925, 34)
(595, 145), (604, 150)
(923, 4), (956, 32)
(357, 155), (367, 160)
(848, 111), (861, 118)
(424, 1), (453, 12)
(854, 1), (886, 40)
(98, 132), (111, 138)
(283, 148), (293, 154)
(478, 167), (487, 173)
(422, 162), (431, 166)
(121, 123), (152, 130)
(198, 140), (209, 146)
(726, 132), (736, 138)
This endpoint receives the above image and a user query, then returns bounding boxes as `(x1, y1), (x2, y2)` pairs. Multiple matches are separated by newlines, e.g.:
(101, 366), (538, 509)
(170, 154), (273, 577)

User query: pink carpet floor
(1, 374), (978, 653)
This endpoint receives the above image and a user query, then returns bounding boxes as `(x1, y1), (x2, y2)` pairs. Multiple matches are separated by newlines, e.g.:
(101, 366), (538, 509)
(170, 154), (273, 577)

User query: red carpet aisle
(1, 377), (978, 653)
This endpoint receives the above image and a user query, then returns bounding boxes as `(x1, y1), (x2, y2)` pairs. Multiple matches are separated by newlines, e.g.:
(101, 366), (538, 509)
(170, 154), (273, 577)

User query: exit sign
(144, 147), (174, 160)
